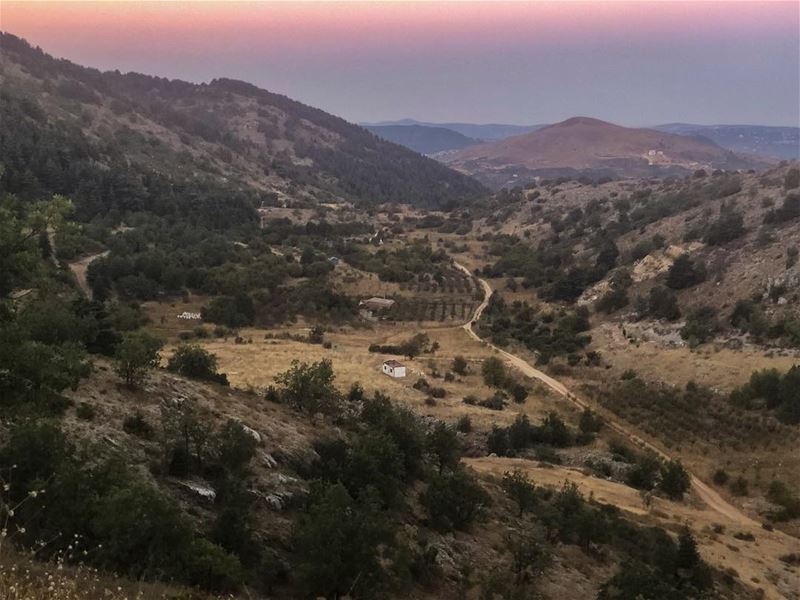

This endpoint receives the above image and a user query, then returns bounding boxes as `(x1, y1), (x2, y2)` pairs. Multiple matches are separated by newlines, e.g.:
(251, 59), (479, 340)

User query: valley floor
(159, 270), (800, 600)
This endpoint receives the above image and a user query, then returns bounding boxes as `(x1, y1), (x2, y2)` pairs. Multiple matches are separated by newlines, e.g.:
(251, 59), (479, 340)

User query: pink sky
(2, 1), (798, 125)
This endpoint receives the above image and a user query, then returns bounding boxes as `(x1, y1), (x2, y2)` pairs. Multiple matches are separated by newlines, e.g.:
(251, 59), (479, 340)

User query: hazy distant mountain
(655, 123), (800, 160)
(364, 124), (480, 154)
(363, 119), (545, 141)
(441, 116), (773, 188)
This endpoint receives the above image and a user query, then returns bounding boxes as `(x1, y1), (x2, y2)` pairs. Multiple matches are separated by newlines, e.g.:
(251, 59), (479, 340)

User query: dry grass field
(170, 323), (571, 430)
(589, 322), (800, 393)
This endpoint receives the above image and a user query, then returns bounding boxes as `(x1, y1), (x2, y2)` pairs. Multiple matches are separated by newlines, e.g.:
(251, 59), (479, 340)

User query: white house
(382, 359), (406, 378)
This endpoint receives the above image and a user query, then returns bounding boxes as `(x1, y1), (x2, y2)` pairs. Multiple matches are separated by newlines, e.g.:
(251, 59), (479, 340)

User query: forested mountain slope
(0, 32), (486, 215)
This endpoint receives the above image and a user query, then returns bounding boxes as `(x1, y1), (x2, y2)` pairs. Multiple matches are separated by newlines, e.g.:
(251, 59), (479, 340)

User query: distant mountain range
(362, 119), (545, 143)
(439, 117), (774, 188)
(364, 118), (799, 162)
(654, 123), (800, 161)
(363, 124), (481, 155)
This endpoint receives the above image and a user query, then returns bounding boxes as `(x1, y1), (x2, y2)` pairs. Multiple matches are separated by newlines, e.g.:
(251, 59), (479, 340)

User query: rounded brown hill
(442, 116), (771, 185)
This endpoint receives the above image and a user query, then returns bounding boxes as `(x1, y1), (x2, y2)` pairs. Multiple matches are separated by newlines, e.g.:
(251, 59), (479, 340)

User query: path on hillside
(67, 250), (109, 298)
(453, 261), (798, 598)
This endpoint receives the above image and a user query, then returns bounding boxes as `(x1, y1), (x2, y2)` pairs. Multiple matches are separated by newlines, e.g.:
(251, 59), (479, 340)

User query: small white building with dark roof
(382, 359), (406, 378)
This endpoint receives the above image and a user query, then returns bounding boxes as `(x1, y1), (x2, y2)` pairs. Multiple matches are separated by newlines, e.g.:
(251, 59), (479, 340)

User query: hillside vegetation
(1, 32), (798, 600)
(0, 32), (485, 211)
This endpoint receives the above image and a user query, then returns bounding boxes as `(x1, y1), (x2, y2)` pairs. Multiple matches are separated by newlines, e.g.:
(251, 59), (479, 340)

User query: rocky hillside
(441, 117), (772, 188)
(472, 164), (800, 352)
(0, 32), (486, 211)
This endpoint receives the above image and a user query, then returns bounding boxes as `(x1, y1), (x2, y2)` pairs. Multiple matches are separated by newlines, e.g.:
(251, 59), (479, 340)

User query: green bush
(421, 467), (490, 532)
(426, 422), (461, 474)
(451, 355), (468, 375)
(481, 356), (507, 388)
(647, 285), (681, 320)
(293, 483), (392, 598)
(456, 414), (472, 433)
(730, 476), (749, 496)
(712, 469), (729, 486)
(274, 359), (341, 414)
(113, 331), (163, 388)
(666, 254), (705, 290)
(595, 287), (629, 314)
(167, 343), (228, 385)
(501, 469), (538, 516)
(730, 365), (800, 424)
(201, 294), (255, 328)
(659, 460), (691, 500)
(123, 410), (155, 439)
(75, 402), (96, 421)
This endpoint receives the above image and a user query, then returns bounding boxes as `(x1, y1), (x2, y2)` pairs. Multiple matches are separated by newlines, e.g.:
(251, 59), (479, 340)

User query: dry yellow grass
(170, 323), (570, 430)
(590, 322), (800, 393)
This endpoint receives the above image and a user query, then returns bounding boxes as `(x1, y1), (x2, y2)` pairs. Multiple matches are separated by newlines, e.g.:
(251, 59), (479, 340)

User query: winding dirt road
(454, 261), (799, 599)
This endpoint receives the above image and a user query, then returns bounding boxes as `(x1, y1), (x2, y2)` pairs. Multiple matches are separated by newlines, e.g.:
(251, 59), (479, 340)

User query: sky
(2, 1), (799, 127)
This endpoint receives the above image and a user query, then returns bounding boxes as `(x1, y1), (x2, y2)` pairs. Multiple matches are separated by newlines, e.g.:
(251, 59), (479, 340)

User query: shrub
(509, 383), (529, 404)
(75, 402), (95, 421)
(764, 193), (800, 224)
(167, 343), (228, 385)
(659, 460), (691, 500)
(595, 287), (629, 314)
(344, 431), (406, 507)
(704, 210), (745, 246)
(501, 469), (537, 516)
(184, 538), (246, 592)
(680, 306), (718, 345)
(426, 422), (461, 473)
(421, 467), (490, 532)
(730, 476), (749, 496)
(487, 425), (509, 456)
(123, 410), (155, 439)
(213, 420), (258, 476)
(274, 359), (341, 414)
(201, 294), (255, 328)
(729, 365), (800, 424)
(452, 355), (468, 375)
(113, 331), (163, 388)
(456, 414), (472, 433)
(479, 392), (507, 411)
(766, 480), (800, 521)
(666, 254), (705, 290)
(360, 393), (427, 479)
(481, 356), (507, 388)
(578, 408), (603, 436)
(647, 285), (681, 320)
(293, 483), (391, 598)
(308, 325), (325, 344)
(626, 454), (661, 491)
(712, 469), (730, 486)
(785, 168), (800, 190)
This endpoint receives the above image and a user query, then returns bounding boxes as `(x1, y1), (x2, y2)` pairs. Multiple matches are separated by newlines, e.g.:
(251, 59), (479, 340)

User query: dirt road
(454, 262), (799, 599)
(68, 251), (109, 298)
